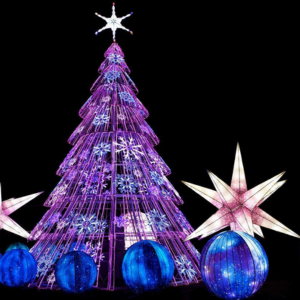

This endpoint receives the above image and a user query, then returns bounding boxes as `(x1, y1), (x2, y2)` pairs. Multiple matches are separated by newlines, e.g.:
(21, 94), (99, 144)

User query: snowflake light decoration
(147, 185), (161, 196)
(85, 241), (103, 262)
(175, 255), (197, 282)
(79, 149), (90, 160)
(104, 83), (114, 91)
(114, 215), (129, 228)
(108, 53), (124, 64)
(95, 3), (133, 40)
(93, 113), (110, 126)
(150, 171), (164, 185)
(64, 211), (78, 227)
(47, 272), (56, 285)
(98, 219), (108, 233)
(183, 143), (300, 240)
(104, 71), (120, 83)
(93, 142), (111, 156)
(56, 220), (68, 230)
(116, 174), (138, 194)
(133, 169), (143, 177)
(67, 170), (77, 180)
(51, 184), (68, 202)
(114, 137), (144, 160)
(102, 96), (111, 103)
(161, 189), (171, 198)
(146, 209), (171, 232)
(119, 91), (135, 103)
(138, 183), (148, 194)
(82, 185), (99, 195)
(49, 184), (68, 203)
(148, 151), (166, 172)
(117, 113), (126, 121)
(37, 254), (54, 277)
(69, 158), (77, 166)
(75, 213), (101, 235)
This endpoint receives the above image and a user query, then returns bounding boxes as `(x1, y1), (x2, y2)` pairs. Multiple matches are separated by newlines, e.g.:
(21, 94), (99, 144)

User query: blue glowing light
(0, 249), (37, 287)
(55, 251), (97, 293)
(122, 240), (174, 294)
(200, 231), (269, 300)
(5, 242), (30, 253)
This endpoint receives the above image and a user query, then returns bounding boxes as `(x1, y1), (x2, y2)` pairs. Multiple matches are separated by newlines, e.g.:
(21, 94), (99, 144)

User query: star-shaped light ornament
(95, 3), (133, 41)
(183, 144), (300, 241)
(0, 184), (43, 238)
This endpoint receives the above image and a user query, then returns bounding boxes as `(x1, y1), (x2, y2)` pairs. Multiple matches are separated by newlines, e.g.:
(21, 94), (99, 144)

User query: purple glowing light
(28, 42), (201, 290)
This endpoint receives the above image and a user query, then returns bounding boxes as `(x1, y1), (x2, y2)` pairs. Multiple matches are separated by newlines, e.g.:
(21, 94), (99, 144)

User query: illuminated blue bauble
(5, 242), (30, 253)
(200, 231), (269, 300)
(122, 240), (174, 294)
(55, 251), (97, 293)
(0, 249), (37, 287)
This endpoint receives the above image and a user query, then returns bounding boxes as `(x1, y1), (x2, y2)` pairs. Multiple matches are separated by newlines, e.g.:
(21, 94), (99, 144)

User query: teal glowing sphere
(0, 249), (37, 287)
(200, 231), (269, 300)
(122, 240), (174, 294)
(55, 251), (97, 293)
(5, 242), (30, 253)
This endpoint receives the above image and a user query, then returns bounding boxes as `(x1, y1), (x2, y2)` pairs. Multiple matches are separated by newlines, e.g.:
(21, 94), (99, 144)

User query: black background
(0, 0), (299, 298)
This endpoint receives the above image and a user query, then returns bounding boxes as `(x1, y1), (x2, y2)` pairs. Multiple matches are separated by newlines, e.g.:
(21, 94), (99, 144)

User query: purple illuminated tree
(28, 42), (201, 290)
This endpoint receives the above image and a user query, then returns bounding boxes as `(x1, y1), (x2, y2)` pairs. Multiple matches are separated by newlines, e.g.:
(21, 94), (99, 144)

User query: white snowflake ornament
(95, 3), (133, 41)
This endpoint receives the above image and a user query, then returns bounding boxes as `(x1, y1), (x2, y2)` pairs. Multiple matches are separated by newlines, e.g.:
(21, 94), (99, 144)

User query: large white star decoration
(183, 144), (300, 241)
(0, 183), (43, 238)
(95, 3), (133, 41)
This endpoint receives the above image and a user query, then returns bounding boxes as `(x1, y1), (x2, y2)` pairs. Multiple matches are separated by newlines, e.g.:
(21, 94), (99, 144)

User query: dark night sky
(0, 0), (299, 284)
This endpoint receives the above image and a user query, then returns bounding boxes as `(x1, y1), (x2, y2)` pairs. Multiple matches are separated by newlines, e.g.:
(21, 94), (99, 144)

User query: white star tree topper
(183, 144), (300, 241)
(0, 183), (43, 238)
(95, 3), (133, 41)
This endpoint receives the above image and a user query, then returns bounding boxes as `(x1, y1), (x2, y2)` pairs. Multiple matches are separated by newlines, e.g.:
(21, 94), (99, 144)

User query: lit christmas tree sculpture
(28, 4), (201, 290)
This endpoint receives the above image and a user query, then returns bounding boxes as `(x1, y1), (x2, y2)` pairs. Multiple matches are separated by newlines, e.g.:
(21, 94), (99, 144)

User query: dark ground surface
(0, 280), (298, 300)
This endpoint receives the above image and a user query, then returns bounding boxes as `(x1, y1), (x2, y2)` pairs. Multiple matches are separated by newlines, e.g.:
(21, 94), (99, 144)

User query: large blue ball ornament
(0, 249), (37, 287)
(5, 242), (30, 253)
(200, 231), (269, 300)
(55, 251), (97, 293)
(122, 240), (174, 294)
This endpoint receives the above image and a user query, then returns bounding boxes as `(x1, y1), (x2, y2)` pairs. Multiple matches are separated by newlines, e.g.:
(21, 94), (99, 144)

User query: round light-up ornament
(0, 249), (37, 287)
(122, 240), (174, 294)
(55, 251), (97, 293)
(200, 231), (269, 300)
(5, 242), (30, 253)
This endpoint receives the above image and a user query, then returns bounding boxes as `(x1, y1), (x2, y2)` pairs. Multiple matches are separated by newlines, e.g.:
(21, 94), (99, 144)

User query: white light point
(95, 3), (133, 41)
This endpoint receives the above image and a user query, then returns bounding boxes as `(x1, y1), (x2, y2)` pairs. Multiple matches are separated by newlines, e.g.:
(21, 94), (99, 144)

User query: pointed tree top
(95, 3), (133, 41)
(104, 42), (125, 58)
